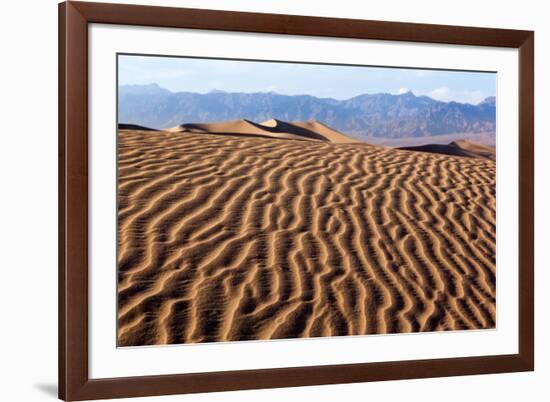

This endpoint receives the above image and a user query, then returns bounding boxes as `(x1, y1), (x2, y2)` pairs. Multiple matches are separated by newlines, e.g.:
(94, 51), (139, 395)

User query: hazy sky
(118, 54), (496, 104)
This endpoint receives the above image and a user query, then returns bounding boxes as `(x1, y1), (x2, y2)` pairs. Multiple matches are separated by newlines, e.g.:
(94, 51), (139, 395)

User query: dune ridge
(118, 123), (157, 131)
(399, 140), (496, 160)
(165, 118), (361, 143)
(117, 126), (496, 346)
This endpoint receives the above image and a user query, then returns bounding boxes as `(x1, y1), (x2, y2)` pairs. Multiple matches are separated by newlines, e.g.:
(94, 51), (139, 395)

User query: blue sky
(118, 54), (496, 104)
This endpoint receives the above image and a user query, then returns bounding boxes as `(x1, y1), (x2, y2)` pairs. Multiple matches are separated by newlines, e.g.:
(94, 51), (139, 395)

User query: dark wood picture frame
(59, 1), (534, 400)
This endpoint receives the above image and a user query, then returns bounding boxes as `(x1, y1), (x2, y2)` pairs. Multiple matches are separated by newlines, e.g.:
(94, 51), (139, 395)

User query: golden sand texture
(166, 118), (362, 143)
(117, 127), (496, 347)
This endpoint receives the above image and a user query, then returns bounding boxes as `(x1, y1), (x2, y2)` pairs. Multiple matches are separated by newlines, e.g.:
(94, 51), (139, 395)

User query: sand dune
(452, 140), (496, 160)
(399, 140), (496, 161)
(264, 119), (362, 144)
(118, 123), (157, 131)
(363, 132), (496, 148)
(117, 126), (496, 346)
(166, 119), (360, 143)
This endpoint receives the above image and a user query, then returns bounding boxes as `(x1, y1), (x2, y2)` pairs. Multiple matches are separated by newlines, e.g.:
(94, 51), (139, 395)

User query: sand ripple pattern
(117, 130), (496, 346)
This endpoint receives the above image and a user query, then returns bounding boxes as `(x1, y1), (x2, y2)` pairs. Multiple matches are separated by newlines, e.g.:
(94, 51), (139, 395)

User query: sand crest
(164, 119), (360, 143)
(399, 140), (496, 160)
(117, 122), (496, 346)
(118, 123), (157, 131)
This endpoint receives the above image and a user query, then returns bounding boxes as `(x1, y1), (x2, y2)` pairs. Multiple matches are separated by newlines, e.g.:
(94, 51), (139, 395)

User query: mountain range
(118, 83), (496, 140)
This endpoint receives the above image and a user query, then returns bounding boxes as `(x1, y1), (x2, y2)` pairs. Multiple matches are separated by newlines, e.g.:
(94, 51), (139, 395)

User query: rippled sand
(117, 127), (496, 346)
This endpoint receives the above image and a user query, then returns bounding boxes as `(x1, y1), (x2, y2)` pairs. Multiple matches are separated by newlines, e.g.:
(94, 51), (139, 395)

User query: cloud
(396, 87), (410, 95)
(427, 87), (452, 101)
(426, 87), (487, 104)
(266, 85), (280, 93)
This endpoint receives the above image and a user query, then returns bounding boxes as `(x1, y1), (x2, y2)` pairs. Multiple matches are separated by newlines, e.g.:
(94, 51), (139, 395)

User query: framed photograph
(59, 1), (534, 400)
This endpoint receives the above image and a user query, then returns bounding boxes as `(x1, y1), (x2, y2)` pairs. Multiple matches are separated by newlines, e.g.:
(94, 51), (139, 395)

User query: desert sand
(363, 132), (496, 148)
(166, 118), (361, 143)
(117, 120), (496, 346)
(399, 140), (496, 161)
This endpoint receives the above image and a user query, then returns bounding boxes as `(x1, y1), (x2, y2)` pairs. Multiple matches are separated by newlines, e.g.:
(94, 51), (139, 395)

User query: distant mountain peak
(479, 96), (496, 106)
(399, 90), (416, 97)
(119, 85), (496, 139)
